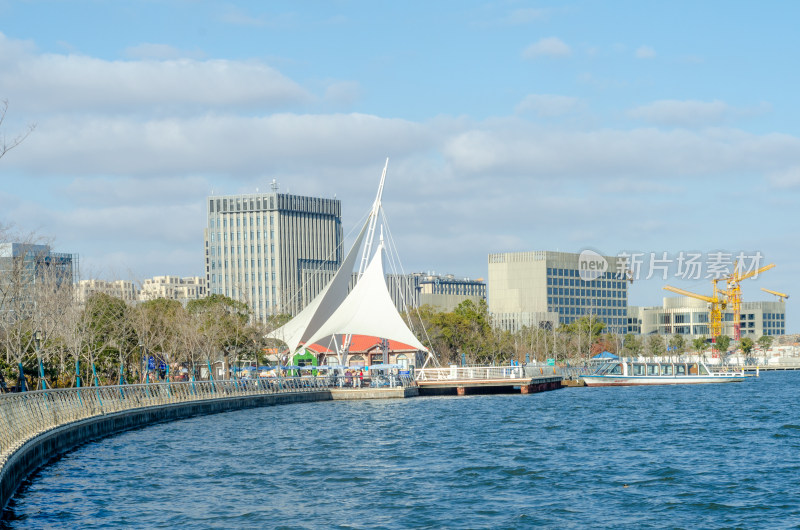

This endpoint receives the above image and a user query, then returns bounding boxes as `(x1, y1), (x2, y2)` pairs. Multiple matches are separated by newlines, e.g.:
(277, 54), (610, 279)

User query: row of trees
(0, 232), (289, 389)
(409, 299), (776, 365)
(0, 233), (778, 389)
(0, 275), (779, 390)
(1, 288), (287, 389)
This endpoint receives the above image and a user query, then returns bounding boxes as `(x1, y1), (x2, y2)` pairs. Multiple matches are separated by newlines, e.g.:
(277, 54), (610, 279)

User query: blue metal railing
(0, 377), (334, 467)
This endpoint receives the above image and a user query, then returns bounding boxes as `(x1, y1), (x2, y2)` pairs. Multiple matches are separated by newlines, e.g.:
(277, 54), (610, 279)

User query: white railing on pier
(0, 377), (332, 467)
(416, 365), (530, 381)
(415, 364), (581, 382)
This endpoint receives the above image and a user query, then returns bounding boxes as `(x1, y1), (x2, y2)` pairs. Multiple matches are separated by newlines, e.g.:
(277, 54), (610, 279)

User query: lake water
(3, 371), (800, 528)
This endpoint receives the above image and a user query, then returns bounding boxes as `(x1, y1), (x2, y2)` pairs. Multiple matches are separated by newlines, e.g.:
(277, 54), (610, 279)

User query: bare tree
(0, 239), (52, 389)
(0, 99), (35, 160)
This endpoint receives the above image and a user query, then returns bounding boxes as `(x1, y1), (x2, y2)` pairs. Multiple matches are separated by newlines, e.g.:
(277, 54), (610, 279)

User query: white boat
(582, 360), (745, 386)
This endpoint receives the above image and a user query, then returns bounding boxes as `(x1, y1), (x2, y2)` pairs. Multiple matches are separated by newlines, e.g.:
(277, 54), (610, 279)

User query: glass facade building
(488, 250), (629, 334)
(545, 266), (628, 333)
(205, 191), (342, 321)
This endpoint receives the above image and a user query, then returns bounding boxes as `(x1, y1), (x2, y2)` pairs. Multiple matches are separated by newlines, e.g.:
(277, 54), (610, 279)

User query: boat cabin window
(632, 363), (646, 376)
(647, 364), (659, 376)
(698, 364), (709, 375)
(609, 364), (623, 375)
(594, 362), (618, 375)
(675, 364), (687, 376)
(661, 364), (673, 376)
(688, 363), (699, 375)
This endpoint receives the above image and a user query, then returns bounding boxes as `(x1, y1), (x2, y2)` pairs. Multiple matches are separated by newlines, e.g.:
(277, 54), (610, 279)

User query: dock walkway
(415, 366), (563, 396)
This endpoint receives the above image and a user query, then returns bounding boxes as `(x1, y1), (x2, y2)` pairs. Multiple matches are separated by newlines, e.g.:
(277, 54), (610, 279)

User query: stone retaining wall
(1, 391), (331, 511)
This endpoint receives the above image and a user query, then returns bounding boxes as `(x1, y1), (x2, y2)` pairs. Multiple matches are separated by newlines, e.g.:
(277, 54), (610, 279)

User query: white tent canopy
(266, 222), (368, 354)
(303, 240), (428, 352)
(266, 159), (430, 361)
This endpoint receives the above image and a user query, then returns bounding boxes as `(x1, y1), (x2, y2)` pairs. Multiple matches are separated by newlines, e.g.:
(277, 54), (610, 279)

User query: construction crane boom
(663, 283), (726, 340)
(732, 263), (775, 283)
(723, 262), (776, 340)
(663, 285), (716, 304)
(761, 288), (789, 301)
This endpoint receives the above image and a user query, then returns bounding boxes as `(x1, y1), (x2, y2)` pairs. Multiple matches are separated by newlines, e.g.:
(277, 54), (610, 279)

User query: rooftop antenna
(271, 179), (279, 192)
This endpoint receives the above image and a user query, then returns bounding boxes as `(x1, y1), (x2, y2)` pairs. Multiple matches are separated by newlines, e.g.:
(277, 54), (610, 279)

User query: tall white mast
(340, 158), (388, 366)
(359, 157), (388, 278)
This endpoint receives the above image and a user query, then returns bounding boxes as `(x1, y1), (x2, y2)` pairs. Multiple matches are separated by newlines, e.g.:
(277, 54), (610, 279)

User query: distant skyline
(1, 1), (798, 330)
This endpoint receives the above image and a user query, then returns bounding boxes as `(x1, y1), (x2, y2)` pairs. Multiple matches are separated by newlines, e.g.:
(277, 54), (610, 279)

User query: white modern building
(205, 186), (342, 321)
(628, 297), (786, 338)
(488, 250), (630, 334)
(76, 276), (207, 305)
(417, 273), (486, 312)
(384, 272), (486, 313)
(140, 276), (207, 304)
(76, 279), (138, 303)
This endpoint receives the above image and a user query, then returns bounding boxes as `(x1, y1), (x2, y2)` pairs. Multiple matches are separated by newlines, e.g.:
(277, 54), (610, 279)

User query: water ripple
(3, 372), (800, 528)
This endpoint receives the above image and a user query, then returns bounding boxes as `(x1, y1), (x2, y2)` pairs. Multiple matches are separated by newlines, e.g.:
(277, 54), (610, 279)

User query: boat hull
(582, 375), (745, 387)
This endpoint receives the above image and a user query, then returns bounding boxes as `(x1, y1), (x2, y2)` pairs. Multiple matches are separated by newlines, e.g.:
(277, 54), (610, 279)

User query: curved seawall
(0, 390), (331, 510)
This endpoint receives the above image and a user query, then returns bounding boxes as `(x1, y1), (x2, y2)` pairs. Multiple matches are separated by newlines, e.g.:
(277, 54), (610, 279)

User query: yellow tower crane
(761, 288), (789, 302)
(720, 263), (775, 340)
(662, 283), (727, 341)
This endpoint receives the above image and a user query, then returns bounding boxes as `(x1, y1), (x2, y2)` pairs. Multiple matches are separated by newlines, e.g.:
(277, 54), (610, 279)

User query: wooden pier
(415, 366), (563, 396)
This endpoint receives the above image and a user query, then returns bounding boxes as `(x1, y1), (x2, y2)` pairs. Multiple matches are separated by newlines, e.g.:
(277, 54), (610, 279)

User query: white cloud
(6, 112), (433, 177)
(522, 37), (571, 59)
(3, 31), (800, 290)
(629, 99), (773, 128)
(124, 43), (203, 60)
(61, 176), (210, 207)
(440, 119), (800, 179)
(219, 7), (268, 27)
(515, 94), (583, 117)
(503, 8), (548, 25)
(324, 81), (363, 106)
(628, 99), (731, 128)
(0, 33), (312, 113)
(768, 166), (800, 188)
(635, 45), (656, 59)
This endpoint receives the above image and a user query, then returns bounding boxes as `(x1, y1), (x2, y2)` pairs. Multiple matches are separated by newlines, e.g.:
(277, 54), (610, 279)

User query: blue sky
(1, 1), (798, 330)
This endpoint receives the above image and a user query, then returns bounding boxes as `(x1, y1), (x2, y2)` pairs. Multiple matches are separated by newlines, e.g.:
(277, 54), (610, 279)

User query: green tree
(133, 298), (186, 380)
(557, 316), (607, 360)
(692, 336), (708, 354)
(449, 299), (493, 364)
(559, 316), (606, 340)
(81, 293), (136, 384)
(646, 335), (665, 358)
(186, 294), (251, 378)
(714, 335), (731, 353)
(740, 337), (754, 356)
(623, 333), (642, 357)
(668, 334), (686, 359)
(757, 335), (774, 353)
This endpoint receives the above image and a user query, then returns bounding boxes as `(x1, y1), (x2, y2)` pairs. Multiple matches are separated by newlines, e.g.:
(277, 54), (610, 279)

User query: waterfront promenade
(0, 368), (562, 510)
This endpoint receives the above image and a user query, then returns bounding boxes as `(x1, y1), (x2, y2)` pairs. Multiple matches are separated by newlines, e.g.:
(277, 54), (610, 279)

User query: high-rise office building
(488, 250), (629, 334)
(0, 243), (78, 310)
(205, 189), (342, 321)
(0, 243), (77, 286)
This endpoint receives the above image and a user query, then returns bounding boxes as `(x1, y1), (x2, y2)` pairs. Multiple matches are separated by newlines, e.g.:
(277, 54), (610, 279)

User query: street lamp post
(34, 330), (47, 390)
(139, 343), (150, 384)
